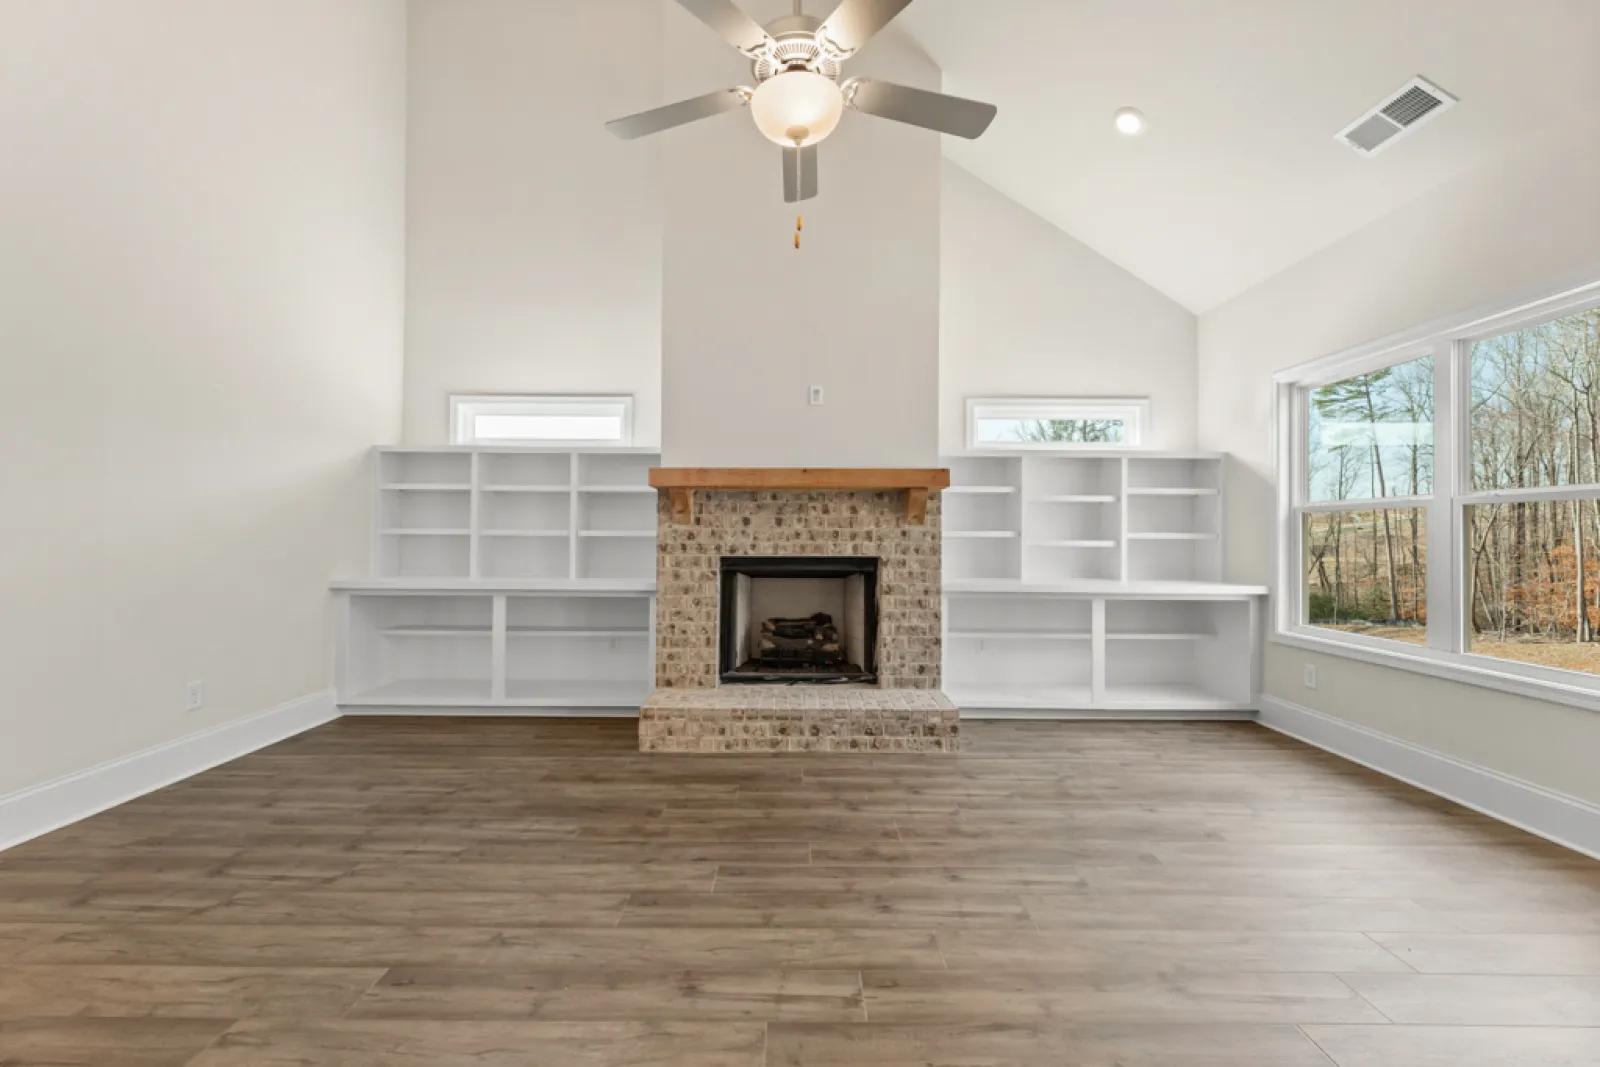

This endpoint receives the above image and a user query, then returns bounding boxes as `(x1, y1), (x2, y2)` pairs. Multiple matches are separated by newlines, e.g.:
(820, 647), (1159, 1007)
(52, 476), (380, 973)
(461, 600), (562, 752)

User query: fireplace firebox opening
(719, 556), (879, 684)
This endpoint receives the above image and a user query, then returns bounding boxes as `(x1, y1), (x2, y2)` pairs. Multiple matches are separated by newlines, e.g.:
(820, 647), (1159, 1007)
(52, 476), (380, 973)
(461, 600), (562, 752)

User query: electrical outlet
(1303, 664), (1317, 690)
(186, 680), (205, 712)
(809, 385), (824, 406)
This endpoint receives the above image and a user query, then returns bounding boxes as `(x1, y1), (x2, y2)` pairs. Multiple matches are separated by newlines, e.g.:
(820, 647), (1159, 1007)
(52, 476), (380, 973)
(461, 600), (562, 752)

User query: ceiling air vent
(1337, 76), (1457, 156)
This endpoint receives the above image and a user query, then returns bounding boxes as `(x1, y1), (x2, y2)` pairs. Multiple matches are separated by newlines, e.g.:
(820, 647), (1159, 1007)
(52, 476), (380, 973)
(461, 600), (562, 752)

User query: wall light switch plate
(186, 680), (205, 712)
(1303, 664), (1317, 690)
(809, 385), (824, 406)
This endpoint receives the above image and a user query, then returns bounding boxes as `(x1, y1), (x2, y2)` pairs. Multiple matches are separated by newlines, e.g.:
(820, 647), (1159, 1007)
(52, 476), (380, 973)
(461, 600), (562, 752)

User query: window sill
(1270, 627), (1600, 714)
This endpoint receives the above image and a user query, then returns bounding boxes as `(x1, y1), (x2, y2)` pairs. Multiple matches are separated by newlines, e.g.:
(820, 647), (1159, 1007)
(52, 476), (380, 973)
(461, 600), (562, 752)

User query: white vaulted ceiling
(894, 0), (1600, 311)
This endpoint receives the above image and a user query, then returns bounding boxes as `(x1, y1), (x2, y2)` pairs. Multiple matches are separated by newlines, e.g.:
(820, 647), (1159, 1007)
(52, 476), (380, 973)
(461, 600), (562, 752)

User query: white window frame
(449, 395), (634, 447)
(966, 397), (1149, 451)
(1273, 275), (1600, 711)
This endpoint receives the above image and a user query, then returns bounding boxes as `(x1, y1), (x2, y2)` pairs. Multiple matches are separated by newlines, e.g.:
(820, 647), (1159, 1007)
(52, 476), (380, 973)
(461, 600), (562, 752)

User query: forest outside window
(1301, 355), (1433, 645)
(1463, 309), (1600, 675)
(1277, 280), (1600, 701)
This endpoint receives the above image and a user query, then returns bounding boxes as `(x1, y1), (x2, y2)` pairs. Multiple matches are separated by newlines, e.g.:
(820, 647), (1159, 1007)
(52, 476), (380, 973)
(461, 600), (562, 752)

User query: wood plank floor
(2, 718), (1598, 1066)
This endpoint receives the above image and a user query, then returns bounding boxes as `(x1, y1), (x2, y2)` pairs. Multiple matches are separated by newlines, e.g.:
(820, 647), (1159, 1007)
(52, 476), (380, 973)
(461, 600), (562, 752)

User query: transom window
(450, 395), (633, 447)
(1277, 280), (1600, 702)
(967, 397), (1148, 450)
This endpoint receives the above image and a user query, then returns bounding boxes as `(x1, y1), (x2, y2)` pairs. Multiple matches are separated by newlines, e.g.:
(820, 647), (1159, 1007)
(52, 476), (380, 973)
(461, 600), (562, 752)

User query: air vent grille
(1338, 76), (1457, 156)
(1381, 85), (1446, 126)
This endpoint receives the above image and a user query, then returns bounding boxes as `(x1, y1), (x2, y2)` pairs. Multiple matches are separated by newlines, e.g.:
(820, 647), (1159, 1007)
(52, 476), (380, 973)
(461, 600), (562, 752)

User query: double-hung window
(1277, 280), (1600, 703)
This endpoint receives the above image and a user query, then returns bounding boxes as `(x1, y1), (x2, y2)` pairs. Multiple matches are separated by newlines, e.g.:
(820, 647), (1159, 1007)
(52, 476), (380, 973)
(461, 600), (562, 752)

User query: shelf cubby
(479, 535), (569, 580)
(578, 535), (655, 582)
(481, 451), (572, 489)
(481, 489), (570, 535)
(1126, 457), (1221, 493)
(579, 452), (656, 488)
(380, 451), (471, 487)
(579, 490), (656, 539)
(943, 535), (1020, 582)
(377, 534), (471, 579)
(505, 594), (652, 704)
(944, 487), (1019, 538)
(344, 594), (495, 705)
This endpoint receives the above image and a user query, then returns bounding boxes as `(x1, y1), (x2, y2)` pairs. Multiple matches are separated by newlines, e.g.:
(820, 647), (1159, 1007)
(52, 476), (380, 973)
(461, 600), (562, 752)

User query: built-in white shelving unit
(942, 450), (1262, 718)
(336, 447), (659, 712)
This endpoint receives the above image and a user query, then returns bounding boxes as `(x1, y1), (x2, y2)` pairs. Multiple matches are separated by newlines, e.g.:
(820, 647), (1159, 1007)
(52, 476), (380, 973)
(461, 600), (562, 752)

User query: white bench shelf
(942, 450), (1261, 718)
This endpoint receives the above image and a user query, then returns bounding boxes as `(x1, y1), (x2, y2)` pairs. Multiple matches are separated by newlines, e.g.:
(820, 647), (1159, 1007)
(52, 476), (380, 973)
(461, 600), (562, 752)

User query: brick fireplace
(639, 469), (959, 753)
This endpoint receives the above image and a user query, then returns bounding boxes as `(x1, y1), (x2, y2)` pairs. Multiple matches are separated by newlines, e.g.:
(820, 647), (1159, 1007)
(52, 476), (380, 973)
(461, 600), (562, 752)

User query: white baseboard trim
(0, 688), (338, 852)
(1257, 695), (1600, 861)
(962, 708), (1254, 722)
(339, 707), (640, 718)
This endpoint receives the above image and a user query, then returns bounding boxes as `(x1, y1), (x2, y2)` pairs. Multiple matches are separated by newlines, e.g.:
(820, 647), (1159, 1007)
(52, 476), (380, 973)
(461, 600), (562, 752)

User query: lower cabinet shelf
(343, 678), (494, 706)
(338, 588), (655, 710)
(945, 585), (1262, 715)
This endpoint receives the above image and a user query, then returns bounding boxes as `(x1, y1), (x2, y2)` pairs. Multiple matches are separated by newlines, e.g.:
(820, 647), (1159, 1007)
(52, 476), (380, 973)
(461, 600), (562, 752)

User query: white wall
(659, 0), (941, 468)
(403, 0), (664, 446)
(1199, 121), (1600, 804)
(0, 1), (407, 796)
(940, 160), (1197, 452)
(402, 2), (1197, 464)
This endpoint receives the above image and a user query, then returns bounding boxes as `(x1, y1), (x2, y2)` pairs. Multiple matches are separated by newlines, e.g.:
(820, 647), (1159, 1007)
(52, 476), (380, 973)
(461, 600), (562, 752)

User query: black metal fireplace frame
(718, 556), (879, 685)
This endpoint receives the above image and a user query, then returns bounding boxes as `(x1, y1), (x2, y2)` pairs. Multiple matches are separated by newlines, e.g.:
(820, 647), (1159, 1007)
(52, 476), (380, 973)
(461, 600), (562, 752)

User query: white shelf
(949, 630), (1091, 641)
(1127, 487), (1219, 497)
(944, 682), (1094, 708)
(333, 578), (655, 593)
(945, 681), (1247, 711)
(1101, 683), (1249, 709)
(507, 627), (649, 638)
(481, 484), (570, 494)
(380, 528), (470, 536)
(1033, 494), (1117, 503)
(502, 679), (653, 706)
(1105, 631), (1213, 641)
(343, 679), (495, 706)
(382, 483), (470, 492)
(945, 485), (1015, 495)
(578, 485), (657, 494)
(1028, 539), (1116, 548)
(946, 530), (1019, 539)
(481, 529), (568, 538)
(578, 530), (655, 538)
(380, 626), (491, 637)
(343, 678), (651, 708)
(1127, 532), (1218, 541)
(945, 579), (1265, 597)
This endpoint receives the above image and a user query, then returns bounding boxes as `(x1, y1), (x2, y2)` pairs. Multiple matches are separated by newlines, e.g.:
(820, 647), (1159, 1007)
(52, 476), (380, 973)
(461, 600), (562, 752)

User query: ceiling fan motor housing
(752, 17), (842, 84)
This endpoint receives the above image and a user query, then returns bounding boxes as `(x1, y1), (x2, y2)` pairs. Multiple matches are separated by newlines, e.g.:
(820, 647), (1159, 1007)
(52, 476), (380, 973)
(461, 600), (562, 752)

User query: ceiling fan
(606, 0), (997, 203)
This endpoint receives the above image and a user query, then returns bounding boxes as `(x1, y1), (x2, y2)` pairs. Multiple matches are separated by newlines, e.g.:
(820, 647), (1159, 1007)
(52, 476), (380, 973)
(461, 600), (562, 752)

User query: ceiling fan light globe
(751, 71), (843, 147)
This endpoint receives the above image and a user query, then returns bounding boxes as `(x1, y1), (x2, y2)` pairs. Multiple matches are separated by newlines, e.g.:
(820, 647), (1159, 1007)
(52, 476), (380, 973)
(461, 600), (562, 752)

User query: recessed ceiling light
(1114, 107), (1147, 136)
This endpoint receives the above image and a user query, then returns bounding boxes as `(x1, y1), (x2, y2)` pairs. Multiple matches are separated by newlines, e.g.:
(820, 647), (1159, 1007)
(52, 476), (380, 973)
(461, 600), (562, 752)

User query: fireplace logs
(757, 612), (843, 667)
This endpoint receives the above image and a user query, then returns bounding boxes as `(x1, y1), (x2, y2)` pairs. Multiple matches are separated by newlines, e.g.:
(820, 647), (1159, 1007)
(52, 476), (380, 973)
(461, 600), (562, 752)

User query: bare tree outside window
(1012, 419), (1126, 444)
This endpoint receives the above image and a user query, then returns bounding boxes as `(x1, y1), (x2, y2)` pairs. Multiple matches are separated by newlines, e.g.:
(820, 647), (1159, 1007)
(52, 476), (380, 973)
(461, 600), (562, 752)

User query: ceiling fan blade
(783, 145), (819, 203)
(816, 0), (915, 58)
(675, 0), (775, 58)
(606, 88), (751, 140)
(842, 78), (997, 139)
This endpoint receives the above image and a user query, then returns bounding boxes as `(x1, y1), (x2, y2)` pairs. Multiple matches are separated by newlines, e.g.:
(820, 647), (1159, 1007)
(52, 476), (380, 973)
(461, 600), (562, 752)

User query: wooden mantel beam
(649, 467), (950, 526)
